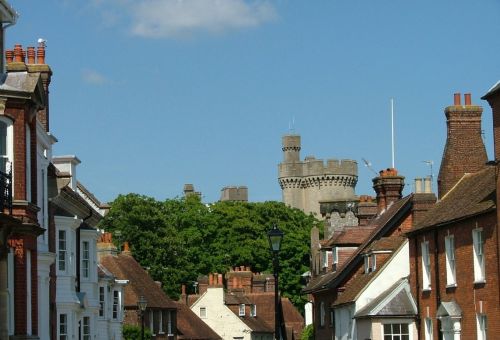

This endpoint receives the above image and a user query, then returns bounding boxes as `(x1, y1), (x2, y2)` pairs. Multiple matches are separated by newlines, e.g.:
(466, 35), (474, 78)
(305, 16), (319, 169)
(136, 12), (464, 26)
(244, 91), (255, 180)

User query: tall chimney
(437, 93), (487, 198)
(373, 168), (405, 213)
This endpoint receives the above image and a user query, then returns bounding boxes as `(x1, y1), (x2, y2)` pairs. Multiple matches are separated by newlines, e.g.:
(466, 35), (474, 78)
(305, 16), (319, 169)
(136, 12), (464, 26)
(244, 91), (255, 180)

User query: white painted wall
(191, 287), (252, 340)
(355, 241), (409, 312)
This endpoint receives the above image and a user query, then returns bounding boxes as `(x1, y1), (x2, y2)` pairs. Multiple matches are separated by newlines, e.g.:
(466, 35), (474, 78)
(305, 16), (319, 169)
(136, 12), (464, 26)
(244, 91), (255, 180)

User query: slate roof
(100, 252), (177, 309)
(409, 166), (496, 234)
(176, 302), (222, 340)
(481, 80), (500, 100)
(354, 278), (417, 318)
(303, 195), (412, 293)
(332, 237), (406, 306)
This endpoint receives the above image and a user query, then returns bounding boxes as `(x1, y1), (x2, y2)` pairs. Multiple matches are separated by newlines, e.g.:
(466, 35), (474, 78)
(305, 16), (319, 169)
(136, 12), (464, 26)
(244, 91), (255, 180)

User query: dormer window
(364, 253), (376, 273)
(239, 304), (245, 316)
(332, 247), (338, 271)
(250, 304), (256, 317)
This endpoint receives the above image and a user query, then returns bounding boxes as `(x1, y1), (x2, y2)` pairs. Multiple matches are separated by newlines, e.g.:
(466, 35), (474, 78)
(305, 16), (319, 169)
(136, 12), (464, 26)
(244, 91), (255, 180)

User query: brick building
(303, 169), (436, 339)
(406, 90), (500, 340)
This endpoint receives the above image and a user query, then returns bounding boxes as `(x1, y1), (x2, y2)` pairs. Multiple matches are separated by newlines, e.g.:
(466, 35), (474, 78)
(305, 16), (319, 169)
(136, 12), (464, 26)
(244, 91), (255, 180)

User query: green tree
(123, 324), (152, 340)
(99, 193), (321, 309)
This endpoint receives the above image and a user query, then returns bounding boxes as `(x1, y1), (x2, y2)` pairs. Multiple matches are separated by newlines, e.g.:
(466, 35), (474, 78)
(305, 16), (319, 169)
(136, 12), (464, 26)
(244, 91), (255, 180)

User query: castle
(278, 134), (359, 218)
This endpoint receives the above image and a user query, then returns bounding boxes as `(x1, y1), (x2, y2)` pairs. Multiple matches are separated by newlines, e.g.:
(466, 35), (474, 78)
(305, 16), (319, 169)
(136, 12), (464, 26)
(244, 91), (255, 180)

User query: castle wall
(278, 139), (358, 217)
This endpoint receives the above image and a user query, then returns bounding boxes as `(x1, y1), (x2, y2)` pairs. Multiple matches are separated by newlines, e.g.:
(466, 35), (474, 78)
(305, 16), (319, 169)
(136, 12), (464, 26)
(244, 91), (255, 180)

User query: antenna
(289, 116), (296, 134)
(391, 98), (395, 169)
(362, 158), (378, 175)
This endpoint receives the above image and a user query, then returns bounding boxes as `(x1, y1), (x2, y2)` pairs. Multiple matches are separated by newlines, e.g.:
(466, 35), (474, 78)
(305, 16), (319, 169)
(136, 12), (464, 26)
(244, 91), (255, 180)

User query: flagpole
(391, 98), (395, 169)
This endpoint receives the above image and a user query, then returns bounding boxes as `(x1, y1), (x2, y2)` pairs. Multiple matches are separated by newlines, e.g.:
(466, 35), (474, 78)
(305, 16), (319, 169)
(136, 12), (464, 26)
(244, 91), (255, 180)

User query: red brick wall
(409, 211), (500, 339)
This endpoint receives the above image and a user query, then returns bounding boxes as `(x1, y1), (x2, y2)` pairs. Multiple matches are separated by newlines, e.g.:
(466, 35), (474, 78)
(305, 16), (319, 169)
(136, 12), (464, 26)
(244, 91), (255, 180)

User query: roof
(324, 226), (377, 247)
(437, 301), (462, 318)
(100, 252), (177, 309)
(0, 72), (45, 106)
(409, 166), (495, 234)
(244, 293), (304, 338)
(332, 237), (406, 306)
(355, 278), (417, 318)
(176, 302), (222, 340)
(304, 195), (413, 293)
(0, 0), (17, 23)
(481, 80), (500, 100)
(225, 293), (252, 305)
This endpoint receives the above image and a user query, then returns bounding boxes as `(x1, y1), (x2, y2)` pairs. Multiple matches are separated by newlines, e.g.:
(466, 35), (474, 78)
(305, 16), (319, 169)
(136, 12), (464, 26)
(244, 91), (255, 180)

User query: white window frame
(112, 290), (119, 319)
(445, 235), (456, 286)
(25, 123), (31, 202)
(477, 314), (487, 340)
(424, 317), (433, 340)
(58, 230), (67, 272)
(158, 310), (164, 334)
(382, 322), (410, 340)
(167, 310), (173, 335)
(81, 241), (90, 279)
(0, 116), (14, 176)
(82, 316), (91, 340)
(364, 255), (370, 274)
(59, 313), (68, 340)
(239, 304), (245, 316)
(473, 228), (485, 283)
(149, 310), (156, 336)
(199, 307), (207, 318)
(371, 254), (377, 271)
(99, 286), (105, 318)
(421, 241), (431, 290)
(250, 304), (257, 317)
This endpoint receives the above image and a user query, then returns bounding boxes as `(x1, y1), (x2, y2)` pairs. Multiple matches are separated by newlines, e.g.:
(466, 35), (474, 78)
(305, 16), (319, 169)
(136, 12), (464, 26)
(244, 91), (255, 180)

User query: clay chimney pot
(14, 44), (22, 62)
(27, 47), (35, 64)
(5, 50), (13, 64)
(454, 93), (461, 106)
(464, 93), (472, 106)
(37, 45), (46, 64)
(123, 242), (130, 252)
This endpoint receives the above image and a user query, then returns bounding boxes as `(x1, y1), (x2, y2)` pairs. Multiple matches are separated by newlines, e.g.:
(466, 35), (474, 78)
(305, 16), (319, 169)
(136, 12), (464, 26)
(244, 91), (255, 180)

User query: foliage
(123, 324), (152, 340)
(100, 193), (322, 309)
(301, 324), (314, 340)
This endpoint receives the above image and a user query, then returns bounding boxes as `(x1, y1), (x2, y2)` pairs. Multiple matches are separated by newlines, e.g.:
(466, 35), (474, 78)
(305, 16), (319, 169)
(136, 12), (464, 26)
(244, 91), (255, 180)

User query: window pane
(401, 323), (409, 333)
(384, 324), (391, 334)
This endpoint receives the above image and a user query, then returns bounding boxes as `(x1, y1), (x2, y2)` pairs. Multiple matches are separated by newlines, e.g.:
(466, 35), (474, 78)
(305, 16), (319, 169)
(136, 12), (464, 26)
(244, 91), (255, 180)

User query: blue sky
(7, 0), (500, 204)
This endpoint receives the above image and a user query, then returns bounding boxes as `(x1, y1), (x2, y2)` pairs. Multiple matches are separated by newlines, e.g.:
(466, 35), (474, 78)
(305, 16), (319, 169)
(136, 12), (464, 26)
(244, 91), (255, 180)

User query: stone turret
(278, 134), (358, 217)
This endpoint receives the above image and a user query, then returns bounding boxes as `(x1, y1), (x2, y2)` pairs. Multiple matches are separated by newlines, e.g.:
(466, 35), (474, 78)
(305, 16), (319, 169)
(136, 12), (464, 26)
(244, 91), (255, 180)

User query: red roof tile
(176, 302), (222, 340)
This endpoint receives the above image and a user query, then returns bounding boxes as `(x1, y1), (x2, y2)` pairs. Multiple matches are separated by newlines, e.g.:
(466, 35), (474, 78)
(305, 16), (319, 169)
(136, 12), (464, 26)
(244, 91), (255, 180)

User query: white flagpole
(391, 98), (395, 169)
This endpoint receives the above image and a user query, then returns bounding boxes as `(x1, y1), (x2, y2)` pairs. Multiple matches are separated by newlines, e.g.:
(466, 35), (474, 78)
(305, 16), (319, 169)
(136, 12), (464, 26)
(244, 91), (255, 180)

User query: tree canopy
(99, 193), (321, 308)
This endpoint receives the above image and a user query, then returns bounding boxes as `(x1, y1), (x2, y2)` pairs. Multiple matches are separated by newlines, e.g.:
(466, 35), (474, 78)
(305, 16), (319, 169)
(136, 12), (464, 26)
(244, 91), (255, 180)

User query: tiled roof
(303, 196), (412, 293)
(176, 302), (222, 340)
(245, 293), (304, 339)
(100, 253), (177, 309)
(333, 237), (406, 306)
(324, 226), (377, 247)
(354, 278), (417, 318)
(409, 166), (495, 233)
(225, 293), (252, 305)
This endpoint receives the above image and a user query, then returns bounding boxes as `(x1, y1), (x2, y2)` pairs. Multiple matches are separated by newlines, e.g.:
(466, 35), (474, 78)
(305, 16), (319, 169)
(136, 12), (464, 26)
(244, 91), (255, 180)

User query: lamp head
(267, 224), (284, 253)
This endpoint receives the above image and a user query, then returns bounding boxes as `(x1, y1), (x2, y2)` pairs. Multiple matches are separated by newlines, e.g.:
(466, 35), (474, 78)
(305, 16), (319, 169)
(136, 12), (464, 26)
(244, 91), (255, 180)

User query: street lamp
(268, 224), (284, 340)
(137, 295), (147, 340)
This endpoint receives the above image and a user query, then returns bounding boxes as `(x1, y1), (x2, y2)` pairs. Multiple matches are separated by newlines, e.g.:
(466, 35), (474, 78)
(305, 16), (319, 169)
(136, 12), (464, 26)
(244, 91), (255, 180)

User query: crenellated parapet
(278, 134), (358, 217)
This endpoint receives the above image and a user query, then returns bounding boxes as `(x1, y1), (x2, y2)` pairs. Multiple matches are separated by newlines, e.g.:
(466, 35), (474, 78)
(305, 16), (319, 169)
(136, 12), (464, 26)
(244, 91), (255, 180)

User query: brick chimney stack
(372, 168), (405, 214)
(437, 93), (487, 199)
(5, 42), (53, 132)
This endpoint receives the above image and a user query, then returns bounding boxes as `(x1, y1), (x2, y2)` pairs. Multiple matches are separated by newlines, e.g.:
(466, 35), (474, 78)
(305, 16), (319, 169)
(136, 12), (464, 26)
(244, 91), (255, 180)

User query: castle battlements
(278, 134), (358, 216)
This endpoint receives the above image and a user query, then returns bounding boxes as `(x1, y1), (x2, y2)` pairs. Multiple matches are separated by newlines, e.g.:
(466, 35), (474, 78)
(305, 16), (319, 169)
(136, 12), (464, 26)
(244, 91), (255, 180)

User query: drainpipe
(433, 229), (441, 338)
(413, 237), (421, 339)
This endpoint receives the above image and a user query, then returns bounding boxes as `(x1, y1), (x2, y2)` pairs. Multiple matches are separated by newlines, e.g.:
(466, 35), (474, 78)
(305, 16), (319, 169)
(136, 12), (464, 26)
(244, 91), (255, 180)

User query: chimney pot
(123, 242), (130, 252)
(424, 176), (432, 193)
(37, 45), (46, 64)
(14, 44), (23, 62)
(454, 93), (461, 105)
(27, 47), (35, 64)
(181, 284), (186, 295)
(209, 273), (214, 286)
(464, 93), (472, 106)
(415, 178), (423, 193)
(5, 50), (13, 64)
(218, 274), (223, 285)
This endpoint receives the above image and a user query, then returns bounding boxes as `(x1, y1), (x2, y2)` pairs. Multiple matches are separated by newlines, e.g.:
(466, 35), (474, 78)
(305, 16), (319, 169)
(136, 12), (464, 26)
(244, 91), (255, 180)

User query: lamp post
(268, 224), (284, 340)
(137, 295), (147, 340)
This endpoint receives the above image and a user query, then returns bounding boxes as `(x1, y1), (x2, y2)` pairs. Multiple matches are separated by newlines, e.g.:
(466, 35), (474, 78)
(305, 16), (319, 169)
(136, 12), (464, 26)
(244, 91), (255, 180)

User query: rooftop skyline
(7, 0), (500, 204)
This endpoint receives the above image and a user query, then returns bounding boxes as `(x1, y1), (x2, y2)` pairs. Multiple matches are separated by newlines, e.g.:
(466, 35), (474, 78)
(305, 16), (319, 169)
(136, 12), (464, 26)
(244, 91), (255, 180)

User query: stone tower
(437, 93), (488, 199)
(278, 134), (358, 217)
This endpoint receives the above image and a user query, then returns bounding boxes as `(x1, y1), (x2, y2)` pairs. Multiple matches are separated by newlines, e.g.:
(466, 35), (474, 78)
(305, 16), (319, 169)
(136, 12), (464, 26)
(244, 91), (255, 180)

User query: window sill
(422, 288), (432, 292)
(446, 283), (457, 288)
(474, 279), (486, 285)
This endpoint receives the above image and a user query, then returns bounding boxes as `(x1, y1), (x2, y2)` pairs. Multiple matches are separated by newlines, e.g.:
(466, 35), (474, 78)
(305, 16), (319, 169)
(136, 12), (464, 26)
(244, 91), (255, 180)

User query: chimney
(372, 168), (405, 213)
(122, 242), (131, 254)
(415, 178), (423, 193)
(357, 195), (377, 226)
(437, 93), (487, 198)
(97, 232), (118, 260)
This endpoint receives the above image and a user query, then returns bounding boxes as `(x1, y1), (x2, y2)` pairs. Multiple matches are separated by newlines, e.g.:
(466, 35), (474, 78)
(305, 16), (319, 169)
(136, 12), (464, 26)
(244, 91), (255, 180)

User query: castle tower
(437, 93), (487, 199)
(278, 134), (358, 217)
